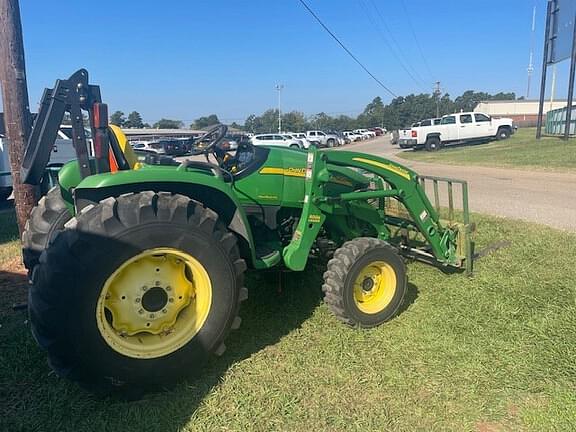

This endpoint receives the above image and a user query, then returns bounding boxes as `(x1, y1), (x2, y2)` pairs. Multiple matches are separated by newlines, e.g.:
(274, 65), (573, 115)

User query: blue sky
(5, 0), (560, 124)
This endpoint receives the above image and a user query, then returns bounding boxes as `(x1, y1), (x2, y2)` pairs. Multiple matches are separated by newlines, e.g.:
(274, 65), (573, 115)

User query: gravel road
(342, 136), (576, 231)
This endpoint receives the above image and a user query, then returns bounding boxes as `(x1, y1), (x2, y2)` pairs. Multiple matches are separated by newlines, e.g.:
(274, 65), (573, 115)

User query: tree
(192, 114), (220, 129)
(281, 111), (307, 132)
(124, 111), (144, 128)
(110, 111), (125, 126)
(229, 122), (243, 130)
(153, 119), (184, 129)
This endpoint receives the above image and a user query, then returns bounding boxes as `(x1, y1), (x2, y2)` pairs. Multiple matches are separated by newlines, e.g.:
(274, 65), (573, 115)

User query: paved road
(340, 136), (576, 231)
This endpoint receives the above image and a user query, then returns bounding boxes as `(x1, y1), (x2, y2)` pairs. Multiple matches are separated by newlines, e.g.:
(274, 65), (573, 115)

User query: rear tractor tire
(29, 191), (247, 395)
(22, 186), (72, 278)
(322, 238), (407, 327)
(425, 136), (441, 151)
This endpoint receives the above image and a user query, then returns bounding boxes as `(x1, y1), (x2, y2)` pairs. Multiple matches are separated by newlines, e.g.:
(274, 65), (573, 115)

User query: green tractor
(21, 70), (474, 394)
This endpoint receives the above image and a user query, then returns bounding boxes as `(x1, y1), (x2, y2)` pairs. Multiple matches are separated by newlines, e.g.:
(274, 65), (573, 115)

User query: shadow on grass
(0, 265), (323, 432)
(0, 207), (19, 247)
(2, 247), (419, 431)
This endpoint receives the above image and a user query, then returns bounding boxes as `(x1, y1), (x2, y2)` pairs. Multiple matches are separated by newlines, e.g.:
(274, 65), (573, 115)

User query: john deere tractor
(21, 70), (474, 394)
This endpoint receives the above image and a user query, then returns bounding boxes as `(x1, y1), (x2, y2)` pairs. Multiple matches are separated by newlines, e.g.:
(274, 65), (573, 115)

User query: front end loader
(21, 70), (474, 395)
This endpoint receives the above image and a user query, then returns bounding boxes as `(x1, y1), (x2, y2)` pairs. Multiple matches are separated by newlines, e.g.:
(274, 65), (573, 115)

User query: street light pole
(275, 84), (284, 133)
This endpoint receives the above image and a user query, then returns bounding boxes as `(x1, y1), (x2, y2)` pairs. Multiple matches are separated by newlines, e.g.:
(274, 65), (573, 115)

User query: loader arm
(283, 147), (473, 273)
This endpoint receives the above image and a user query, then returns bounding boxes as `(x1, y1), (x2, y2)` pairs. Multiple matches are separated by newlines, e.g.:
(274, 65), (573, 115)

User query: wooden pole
(0, 0), (37, 236)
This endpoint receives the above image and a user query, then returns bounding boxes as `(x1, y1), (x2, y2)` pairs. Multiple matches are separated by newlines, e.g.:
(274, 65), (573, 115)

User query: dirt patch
(0, 257), (27, 316)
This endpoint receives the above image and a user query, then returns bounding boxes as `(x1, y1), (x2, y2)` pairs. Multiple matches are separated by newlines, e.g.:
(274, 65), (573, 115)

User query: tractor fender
(66, 168), (259, 267)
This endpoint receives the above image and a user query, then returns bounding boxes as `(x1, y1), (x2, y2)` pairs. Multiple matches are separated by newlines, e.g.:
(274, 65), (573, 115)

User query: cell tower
(527, 5), (536, 98)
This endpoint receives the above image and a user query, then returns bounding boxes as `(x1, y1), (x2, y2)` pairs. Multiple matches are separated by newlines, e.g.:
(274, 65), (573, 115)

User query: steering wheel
(192, 124), (228, 162)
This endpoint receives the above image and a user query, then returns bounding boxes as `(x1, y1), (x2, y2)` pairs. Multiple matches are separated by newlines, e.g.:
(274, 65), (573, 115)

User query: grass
(1, 214), (576, 431)
(399, 128), (576, 171)
(0, 209), (20, 265)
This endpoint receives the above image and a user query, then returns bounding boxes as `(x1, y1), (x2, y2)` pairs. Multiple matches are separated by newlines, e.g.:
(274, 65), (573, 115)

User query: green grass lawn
(1, 214), (575, 431)
(399, 128), (576, 171)
(0, 210), (20, 265)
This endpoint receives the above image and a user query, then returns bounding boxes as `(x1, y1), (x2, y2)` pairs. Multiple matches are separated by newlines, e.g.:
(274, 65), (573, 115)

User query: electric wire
(360, 0), (427, 90)
(399, 0), (435, 80)
(296, 0), (397, 98)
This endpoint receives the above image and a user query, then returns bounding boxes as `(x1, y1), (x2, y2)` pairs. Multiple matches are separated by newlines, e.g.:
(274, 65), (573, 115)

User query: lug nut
(169, 298), (174, 303)
(166, 286), (171, 291)
(162, 309), (167, 314)
(142, 285), (148, 291)
(149, 313), (155, 319)
(135, 297), (141, 303)
(138, 309), (144, 315)
(155, 281), (161, 286)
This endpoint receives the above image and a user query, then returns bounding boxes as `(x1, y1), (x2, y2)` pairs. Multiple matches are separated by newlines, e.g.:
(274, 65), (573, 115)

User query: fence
(545, 105), (576, 135)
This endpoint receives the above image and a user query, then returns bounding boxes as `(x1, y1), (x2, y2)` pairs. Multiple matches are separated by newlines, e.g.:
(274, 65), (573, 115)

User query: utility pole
(275, 84), (284, 133)
(527, 4), (536, 98)
(549, 63), (557, 112)
(433, 81), (441, 118)
(0, 0), (37, 236)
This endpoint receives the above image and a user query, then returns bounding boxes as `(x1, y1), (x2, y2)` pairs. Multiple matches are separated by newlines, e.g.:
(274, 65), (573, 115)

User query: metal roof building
(473, 100), (568, 127)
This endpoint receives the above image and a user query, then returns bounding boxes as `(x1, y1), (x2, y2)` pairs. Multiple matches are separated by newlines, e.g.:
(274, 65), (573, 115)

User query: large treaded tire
(22, 186), (72, 277)
(29, 191), (247, 395)
(322, 238), (407, 328)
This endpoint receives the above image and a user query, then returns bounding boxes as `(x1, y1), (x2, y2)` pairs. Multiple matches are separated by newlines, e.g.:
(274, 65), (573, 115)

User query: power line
(399, 0), (435, 81)
(296, 0), (397, 98)
(361, 0), (428, 90)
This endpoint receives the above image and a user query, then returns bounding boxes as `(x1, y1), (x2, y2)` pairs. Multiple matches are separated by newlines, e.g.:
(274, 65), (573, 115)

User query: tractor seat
(108, 125), (140, 170)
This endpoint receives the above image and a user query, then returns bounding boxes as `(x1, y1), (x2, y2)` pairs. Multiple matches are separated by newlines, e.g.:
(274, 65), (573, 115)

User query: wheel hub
(96, 248), (212, 359)
(361, 276), (375, 292)
(353, 261), (397, 315)
(142, 286), (168, 313)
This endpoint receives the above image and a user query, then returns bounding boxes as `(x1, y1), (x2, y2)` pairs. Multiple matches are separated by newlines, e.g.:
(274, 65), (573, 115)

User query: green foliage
(192, 114), (220, 129)
(152, 118), (184, 129)
(109, 111), (125, 127)
(243, 90), (521, 133)
(124, 111), (144, 128)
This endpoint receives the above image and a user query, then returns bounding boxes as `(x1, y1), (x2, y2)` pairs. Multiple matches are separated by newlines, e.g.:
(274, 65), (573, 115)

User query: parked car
(326, 130), (348, 146)
(251, 134), (303, 149)
(369, 127), (384, 136)
(398, 122), (422, 145)
(289, 132), (313, 148)
(130, 141), (166, 154)
(343, 130), (363, 142)
(132, 139), (187, 156)
(305, 130), (340, 147)
(0, 120), (80, 201)
(282, 133), (310, 149)
(400, 112), (515, 151)
(354, 129), (376, 139)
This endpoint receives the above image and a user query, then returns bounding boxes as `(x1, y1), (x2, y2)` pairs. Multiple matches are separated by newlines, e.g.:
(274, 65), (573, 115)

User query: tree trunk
(0, 0), (38, 237)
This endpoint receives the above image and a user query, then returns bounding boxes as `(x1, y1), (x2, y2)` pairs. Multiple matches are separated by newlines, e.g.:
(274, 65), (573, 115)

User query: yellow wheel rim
(353, 261), (397, 314)
(96, 248), (212, 359)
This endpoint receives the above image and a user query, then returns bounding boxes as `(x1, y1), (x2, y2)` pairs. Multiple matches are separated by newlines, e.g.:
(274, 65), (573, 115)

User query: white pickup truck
(0, 123), (80, 201)
(305, 130), (340, 147)
(399, 112), (514, 151)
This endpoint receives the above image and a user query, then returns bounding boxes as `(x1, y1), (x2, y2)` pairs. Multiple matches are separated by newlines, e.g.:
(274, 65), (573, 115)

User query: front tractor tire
(322, 238), (407, 327)
(29, 191), (247, 395)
